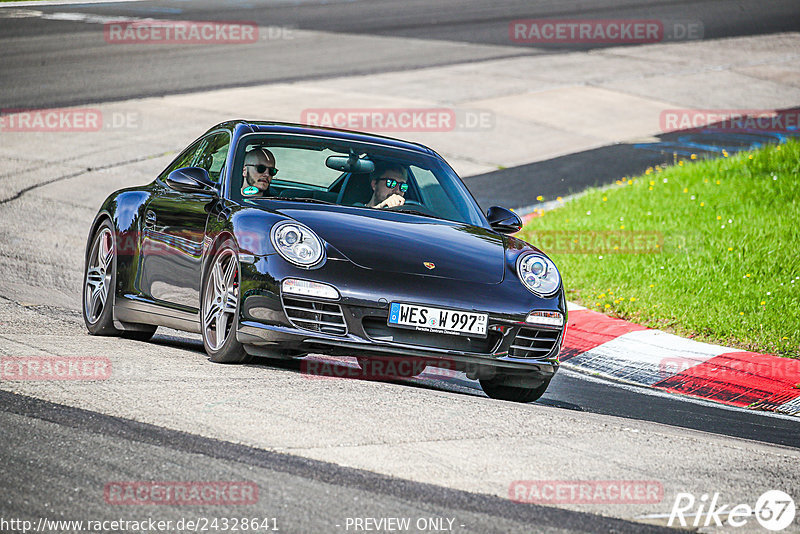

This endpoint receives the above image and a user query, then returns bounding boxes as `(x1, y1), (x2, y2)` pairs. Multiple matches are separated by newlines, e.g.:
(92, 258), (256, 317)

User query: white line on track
(0, 8), (148, 21)
(0, 0), (148, 8)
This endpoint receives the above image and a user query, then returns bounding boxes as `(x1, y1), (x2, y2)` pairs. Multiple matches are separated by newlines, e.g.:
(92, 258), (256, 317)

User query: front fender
(225, 206), (348, 260)
(227, 207), (286, 257)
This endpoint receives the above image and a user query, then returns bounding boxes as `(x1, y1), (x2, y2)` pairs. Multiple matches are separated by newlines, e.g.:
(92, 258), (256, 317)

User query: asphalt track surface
(1, 0), (799, 108)
(1, 1), (800, 532)
(465, 119), (800, 209)
(1, 390), (674, 534)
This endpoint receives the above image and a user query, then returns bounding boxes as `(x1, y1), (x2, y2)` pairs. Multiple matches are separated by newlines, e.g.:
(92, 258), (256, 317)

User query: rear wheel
(480, 376), (551, 403)
(83, 221), (120, 336)
(201, 240), (251, 363)
(84, 220), (158, 340)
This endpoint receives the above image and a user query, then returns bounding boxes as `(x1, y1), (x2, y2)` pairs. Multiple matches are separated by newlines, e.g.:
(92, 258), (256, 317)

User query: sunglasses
(384, 179), (409, 192)
(246, 164), (279, 176)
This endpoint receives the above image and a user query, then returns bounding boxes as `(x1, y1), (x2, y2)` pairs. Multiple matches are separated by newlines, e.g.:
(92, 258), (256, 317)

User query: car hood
(276, 207), (505, 284)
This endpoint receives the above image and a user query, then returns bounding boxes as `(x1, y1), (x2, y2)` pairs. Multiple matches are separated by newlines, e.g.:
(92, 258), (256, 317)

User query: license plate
(387, 303), (488, 338)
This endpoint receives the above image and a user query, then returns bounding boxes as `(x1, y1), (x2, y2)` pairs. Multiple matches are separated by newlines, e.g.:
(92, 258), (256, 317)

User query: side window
(158, 138), (205, 181)
(195, 132), (230, 183)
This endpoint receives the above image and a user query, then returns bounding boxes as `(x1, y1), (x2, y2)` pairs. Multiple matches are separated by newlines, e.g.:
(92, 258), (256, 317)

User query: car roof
(205, 120), (437, 157)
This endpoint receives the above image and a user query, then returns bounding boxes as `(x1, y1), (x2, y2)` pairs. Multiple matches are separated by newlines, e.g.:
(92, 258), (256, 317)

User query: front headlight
(516, 253), (561, 296)
(270, 221), (325, 268)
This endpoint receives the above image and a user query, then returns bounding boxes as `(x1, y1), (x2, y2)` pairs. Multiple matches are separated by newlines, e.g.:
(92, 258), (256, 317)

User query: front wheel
(201, 239), (251, 363)
(480, 377), (551, 403)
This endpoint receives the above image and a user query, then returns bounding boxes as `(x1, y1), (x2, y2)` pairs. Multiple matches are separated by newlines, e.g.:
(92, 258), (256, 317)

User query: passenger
(366, 162), (408, 209)
(241, 148), (278, 197)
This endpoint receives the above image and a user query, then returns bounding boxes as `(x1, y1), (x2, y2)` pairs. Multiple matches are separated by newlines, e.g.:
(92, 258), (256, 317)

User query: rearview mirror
(486, 206), (522, 234)
(326, 154), (375, 174)
(166, 167), (217, 194)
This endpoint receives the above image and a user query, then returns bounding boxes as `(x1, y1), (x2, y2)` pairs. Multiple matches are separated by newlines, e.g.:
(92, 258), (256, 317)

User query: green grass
(519, 140), (800, 358)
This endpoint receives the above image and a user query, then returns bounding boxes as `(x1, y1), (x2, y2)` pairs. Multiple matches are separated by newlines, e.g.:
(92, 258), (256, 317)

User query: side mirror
(166, 167), (217, 194)
(486, 206), (522, 234)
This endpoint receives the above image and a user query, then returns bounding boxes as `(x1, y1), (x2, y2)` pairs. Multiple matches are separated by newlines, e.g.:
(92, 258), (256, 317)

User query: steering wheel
(391, 199), (422, 207)
(386, 200), (435, 216)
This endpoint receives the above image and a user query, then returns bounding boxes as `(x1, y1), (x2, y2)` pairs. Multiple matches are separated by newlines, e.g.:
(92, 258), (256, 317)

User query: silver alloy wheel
(203, 249), (239, 351)
(84, 227), (114, 324)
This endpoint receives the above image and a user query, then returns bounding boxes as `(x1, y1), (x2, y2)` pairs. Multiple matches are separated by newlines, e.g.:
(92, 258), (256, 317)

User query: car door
(139, 132), (230, 312)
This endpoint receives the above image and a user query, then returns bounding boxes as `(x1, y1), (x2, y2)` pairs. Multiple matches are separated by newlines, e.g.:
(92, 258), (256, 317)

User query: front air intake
(281, 295), (347, 335)
(509, 328), (560, 359)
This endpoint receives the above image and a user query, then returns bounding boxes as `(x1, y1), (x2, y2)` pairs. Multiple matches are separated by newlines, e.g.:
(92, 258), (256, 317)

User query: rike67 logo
(669, 490), (796, 531)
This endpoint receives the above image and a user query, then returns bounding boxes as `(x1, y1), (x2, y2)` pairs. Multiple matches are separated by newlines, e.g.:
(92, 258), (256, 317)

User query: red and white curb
(562, 303), (800, 416)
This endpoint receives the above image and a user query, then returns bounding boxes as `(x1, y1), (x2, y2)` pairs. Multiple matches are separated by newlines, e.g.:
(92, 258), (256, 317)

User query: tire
(480, 376), (551, 403)
(84, 220), (159, 341)
(201, 238), (251, 363)
(83, 220), (121, 336)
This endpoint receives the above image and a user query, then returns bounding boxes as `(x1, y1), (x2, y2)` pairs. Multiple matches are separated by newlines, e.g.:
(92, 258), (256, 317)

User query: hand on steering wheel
(375, 194), (406, 209)
(385, 199), (432, 215)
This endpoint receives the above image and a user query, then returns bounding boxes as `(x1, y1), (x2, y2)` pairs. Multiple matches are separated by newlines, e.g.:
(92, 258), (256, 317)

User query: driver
(366, 162), (408, 209)
(241, 147), (278, 197)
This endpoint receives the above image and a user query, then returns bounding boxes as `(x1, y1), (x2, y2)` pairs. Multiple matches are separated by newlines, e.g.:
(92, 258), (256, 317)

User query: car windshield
(233, 135), (487, 227)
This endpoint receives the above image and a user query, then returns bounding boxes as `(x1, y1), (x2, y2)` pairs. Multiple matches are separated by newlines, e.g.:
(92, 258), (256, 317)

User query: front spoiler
(237, 320), (559, 379)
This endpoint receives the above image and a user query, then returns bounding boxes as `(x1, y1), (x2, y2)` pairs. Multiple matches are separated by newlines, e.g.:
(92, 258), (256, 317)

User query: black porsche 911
(83, 120), (565, 402)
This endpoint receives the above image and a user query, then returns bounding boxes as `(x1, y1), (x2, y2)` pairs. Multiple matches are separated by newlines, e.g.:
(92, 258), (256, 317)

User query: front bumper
(236, 255), (564, 378)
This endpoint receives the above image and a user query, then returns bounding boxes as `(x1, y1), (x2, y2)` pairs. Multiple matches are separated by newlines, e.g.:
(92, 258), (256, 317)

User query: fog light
(525, 311), (563, 327)
(282, 279), (339, 300)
